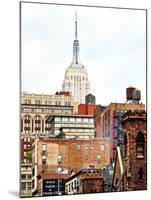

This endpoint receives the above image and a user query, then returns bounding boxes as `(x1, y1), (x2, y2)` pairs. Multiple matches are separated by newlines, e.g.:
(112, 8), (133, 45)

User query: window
(55, 117), (61, 122)
(76, 118), (82, 123)
(32, 180), (35, 189)
(21, 182), (26, 190)
(24, 115), (31, 122)
(35, 100), (41, 105)
(124, 134), (128, 159)
(69, 117), (75, 122)
(42, 144), (46, 151)
(55, 101), (61, 105)
(57, 154), (62, 164)
(77, 144), (81, 151)
(89, 118), (94, 124)
(32, 168), (35, 176)
(24, 99), (31, 104)
(35, 115), (41, 121)
(27, 182), (32, 190)
(21, 174), (26, 179)
(83, 118), (89, 123)
(74, 180), (76, 188)
(62, 117), (68, 122)
(27, 175), (32, 179)
(97, 155), (101, 163)
(84, 156), (88, 160)
(35, 108), (41, 113)
(42, 156), (46, 164)
(101, 144), (104, 151)
(45, 100), (51, 105)
(136, 131), (145, 159)
(138, 167), (143, 181)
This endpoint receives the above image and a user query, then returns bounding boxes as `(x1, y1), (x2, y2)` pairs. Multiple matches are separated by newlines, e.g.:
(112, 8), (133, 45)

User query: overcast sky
(21, 3), (146, 105)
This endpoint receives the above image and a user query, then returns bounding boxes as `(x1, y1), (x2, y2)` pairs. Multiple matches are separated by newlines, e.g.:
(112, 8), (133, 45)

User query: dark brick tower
(122, 110), (147, 191)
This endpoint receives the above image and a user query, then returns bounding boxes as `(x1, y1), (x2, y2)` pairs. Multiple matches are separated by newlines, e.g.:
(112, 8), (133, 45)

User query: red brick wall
(78, 104), (98, 115)
(122, 113), (147, 191)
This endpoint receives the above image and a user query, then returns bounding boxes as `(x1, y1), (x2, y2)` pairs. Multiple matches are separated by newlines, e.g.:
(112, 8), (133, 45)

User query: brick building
(32, 138), (111, 196)
(112, 110), (147, 191)
(21, 137), (32, 163)
(122, 110), (147, 191)
(98, 103), (145, 162)
(65, 169), (104, 194)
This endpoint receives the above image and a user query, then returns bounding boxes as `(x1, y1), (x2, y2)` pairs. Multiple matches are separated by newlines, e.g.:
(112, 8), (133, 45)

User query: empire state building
(62, 13), (90, 103)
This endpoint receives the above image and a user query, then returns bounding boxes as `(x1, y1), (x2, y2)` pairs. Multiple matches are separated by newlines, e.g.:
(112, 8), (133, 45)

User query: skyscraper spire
(75, 11), (77, 40)
(62, 12), (90, 103)
(72, 11), (80, 64)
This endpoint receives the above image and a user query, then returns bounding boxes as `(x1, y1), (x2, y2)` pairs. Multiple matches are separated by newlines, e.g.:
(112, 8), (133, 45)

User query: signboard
(43, 179), (65, 196)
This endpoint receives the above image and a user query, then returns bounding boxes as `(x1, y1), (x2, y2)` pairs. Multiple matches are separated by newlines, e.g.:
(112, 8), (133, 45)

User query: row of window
(59, 128), (94, 133)
(66, 75), (88, 81)
(41, 144), (104, 152)
(23, 99), (72, 106)
(41, 154), (102, 165)
(54, 117), (94, 123)
(22, 108), (72, 114)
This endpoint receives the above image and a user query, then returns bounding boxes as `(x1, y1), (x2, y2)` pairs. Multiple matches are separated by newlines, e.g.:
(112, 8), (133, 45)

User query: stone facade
(21, 91), (78, 138)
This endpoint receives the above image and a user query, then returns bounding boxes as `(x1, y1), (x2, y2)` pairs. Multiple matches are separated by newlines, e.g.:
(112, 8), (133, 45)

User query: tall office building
(62, 13), (90, 103)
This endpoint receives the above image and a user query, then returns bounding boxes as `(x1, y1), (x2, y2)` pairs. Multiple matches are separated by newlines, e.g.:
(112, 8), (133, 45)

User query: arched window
(136, 131), (145, 159)
(24, 115), (31, 133)
(34, 115), (41, 133)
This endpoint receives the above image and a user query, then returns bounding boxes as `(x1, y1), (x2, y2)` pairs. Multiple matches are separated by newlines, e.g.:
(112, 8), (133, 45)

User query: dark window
(35, 120), (41, 124)
(35, 100), (41, 105)
(32, 179), (35, 189)
(138, 167), (144, 181)
(136, 132), (145, 159)
(32, 168), (35, 176)
(24, 127), (30, 131)
(21, 119), (23, 132)
(21, 174), (26, 179)
(21, 182), (26, 190)
(35, 127), (40, 131)
(27, 182), (32, 190)
(42, 157), (46, 164)
(124, 134), (128, 159)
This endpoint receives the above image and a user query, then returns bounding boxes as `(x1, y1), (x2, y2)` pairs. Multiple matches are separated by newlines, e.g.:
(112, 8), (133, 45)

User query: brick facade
(122, 111), (147, 191)
(32, 138), (111, 195)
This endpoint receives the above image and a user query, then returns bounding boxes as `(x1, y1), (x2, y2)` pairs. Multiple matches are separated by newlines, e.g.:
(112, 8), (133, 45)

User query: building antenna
(72, 10), (79, 64)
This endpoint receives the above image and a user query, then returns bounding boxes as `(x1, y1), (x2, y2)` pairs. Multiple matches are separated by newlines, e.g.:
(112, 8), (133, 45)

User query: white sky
(21, 3), (146, 105)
